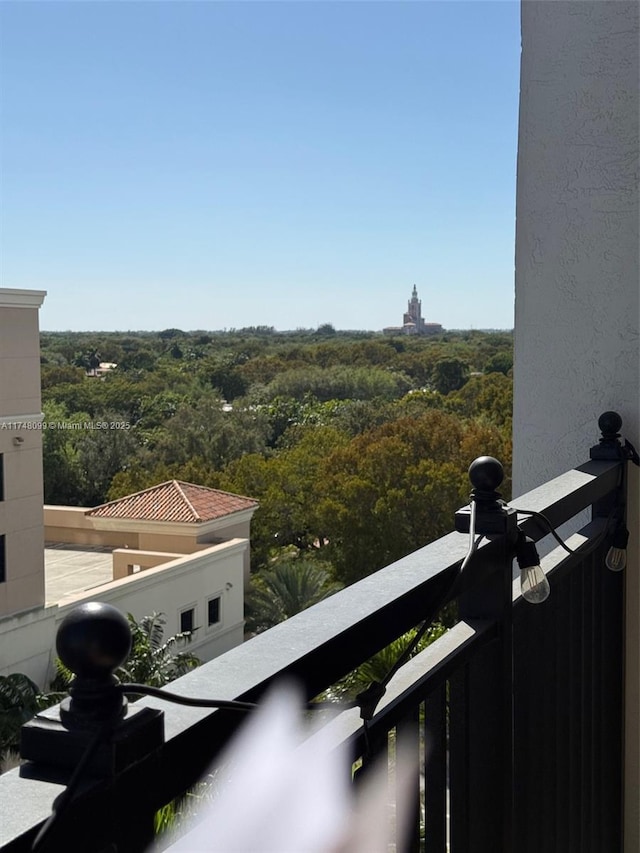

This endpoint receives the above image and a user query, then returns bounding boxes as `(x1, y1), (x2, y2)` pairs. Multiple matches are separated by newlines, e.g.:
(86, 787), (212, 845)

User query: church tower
(403, 284), (425, 333)
(383, 285), (442, 336)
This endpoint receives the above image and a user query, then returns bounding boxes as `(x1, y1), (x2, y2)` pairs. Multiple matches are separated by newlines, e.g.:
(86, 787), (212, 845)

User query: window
(0, 535), (5, 583)
(180, 607), (195, 634)
(207, 596), (221, 627)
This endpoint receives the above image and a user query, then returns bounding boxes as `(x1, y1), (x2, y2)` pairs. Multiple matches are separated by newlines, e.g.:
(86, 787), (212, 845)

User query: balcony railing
(0, 418), (631, 853)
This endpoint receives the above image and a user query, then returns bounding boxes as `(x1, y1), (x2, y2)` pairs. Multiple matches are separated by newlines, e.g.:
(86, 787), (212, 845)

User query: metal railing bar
(423, 684), (447, 853)
(513, 460), (620, 542)
(396, 708), (422, 853)
(553, 572), (572, 853)
(305, 619), (495, 756)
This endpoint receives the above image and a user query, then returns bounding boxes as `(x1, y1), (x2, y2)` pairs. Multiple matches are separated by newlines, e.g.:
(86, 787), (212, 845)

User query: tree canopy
(39, 328), (513, 588)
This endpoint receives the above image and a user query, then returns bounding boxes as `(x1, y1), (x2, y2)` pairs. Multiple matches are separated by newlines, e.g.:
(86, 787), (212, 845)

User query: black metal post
(590, 411), (627, 521)
(21, 601), (164, 775)
(20, 602), (165, 853)
(452, 457), (517, 853)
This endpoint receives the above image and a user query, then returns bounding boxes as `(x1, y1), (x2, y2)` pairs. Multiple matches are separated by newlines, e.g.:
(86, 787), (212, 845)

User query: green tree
(199, 354), (249, 402)
(332, 625), (448, 701)
(431, 357), (470, 395)
(41, 401), (82, 504)
(219, 426), (348, 568)
(117, 613), (200, 687)
(327, 398), (395, 437)
(244, 557), (342, 636)
(72, 413), (139, 505)
(150, 396), (271, 470)
(484, 351), (513, 375)
(258, 364), (411, 403)
(445, 372), (513, 430)
(38, 328), (514, 518)
(316, 323), (336, 336)
(72, 348), (102, 373)
(314, 410), (508, 584)
(0, 673), (63, 758)
(40, 364), (86, 389)
(52, 613), (200, 690)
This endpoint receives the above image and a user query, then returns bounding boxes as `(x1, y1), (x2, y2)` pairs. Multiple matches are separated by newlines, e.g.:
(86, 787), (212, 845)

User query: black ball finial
(468, 456), (504, 492)
(57, 601), (132, 681)
(598, 411), (622, 438)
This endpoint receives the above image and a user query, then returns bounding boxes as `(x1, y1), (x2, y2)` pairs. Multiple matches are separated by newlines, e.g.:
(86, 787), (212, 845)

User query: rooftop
(86, 481), (258, 525)
(44, 543), (113, 605)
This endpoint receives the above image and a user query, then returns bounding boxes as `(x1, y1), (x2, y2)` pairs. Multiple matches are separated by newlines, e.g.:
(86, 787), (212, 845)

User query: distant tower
(383, 284), (443, 336)
(403, 284), (425, 334)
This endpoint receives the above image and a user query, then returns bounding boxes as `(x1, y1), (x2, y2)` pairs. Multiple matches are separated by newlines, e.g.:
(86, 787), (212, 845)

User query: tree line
(40, 327), (513, 593)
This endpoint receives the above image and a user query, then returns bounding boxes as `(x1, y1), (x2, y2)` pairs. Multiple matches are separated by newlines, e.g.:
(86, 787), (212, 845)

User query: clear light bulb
(605, 525), (629, 572)
(520, 563), (551, 604)
(605, 547), (626, 572)
(604, 521), (629, 572)
(516, 534), (550, 604)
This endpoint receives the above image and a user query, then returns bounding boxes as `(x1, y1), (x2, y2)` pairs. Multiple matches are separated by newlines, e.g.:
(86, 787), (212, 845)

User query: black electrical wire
(30, 690), (259, 852)
(31, 720), (112, 853)
(513, 497), (622, 560)
(513, 457), (625, 557)
(117, 683), (258, 712)
(512, 508), (576, 554)
(356, 500), (483, 728)
(119, 683), (352, 713)
(355, 503), (484, 766)
(382, 536), (483, 689)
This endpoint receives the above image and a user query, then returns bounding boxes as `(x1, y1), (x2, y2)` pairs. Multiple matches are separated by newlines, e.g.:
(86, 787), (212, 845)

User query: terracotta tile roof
(86, 481), (258, 524)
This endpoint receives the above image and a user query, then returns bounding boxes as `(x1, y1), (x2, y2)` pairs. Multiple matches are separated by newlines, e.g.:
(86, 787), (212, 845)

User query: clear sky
(1, 1), (521, 332)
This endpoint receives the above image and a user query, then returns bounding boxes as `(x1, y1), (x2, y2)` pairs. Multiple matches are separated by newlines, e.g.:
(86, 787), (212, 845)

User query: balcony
(0, 417), (633, 853)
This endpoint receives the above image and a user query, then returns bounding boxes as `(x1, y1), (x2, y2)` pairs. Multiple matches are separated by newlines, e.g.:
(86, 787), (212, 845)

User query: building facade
(383, 285), (443, 335)
(0, 289), (47, 619)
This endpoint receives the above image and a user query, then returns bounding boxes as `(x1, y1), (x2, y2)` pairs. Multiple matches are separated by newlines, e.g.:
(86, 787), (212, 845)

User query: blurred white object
(159, 684), (414, 853)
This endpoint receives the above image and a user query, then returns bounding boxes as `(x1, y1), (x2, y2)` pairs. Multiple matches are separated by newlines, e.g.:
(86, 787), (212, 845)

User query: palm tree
(51, 612), (200, 691)
(0, 673), (64, 762)
(244, 557), (342, 636)
(117, 612), (200, 687)
(316, 623), (449, 707)
(350, 623), (447, 690)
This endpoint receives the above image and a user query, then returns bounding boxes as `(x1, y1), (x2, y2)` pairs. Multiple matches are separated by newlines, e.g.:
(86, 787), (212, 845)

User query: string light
(515, 533), (550, 604)
(605, 523), (629, 572)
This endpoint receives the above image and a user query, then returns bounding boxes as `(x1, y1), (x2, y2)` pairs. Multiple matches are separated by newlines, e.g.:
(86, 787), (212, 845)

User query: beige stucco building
(0, 289), (47, 619)
(0, 288), (258, 685)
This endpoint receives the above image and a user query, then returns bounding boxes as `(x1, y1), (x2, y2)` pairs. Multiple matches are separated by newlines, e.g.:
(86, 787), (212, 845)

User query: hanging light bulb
(516, 533), (550, 604)
(605, 524), (629, 572)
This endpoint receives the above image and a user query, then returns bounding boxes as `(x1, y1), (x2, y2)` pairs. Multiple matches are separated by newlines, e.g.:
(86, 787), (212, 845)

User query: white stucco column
(513, 2), (639, 849)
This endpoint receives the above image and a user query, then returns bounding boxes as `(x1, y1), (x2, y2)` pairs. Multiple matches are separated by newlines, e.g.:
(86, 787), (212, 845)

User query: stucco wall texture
(514, 0), (638, 492)
(513, 3), (639, 849)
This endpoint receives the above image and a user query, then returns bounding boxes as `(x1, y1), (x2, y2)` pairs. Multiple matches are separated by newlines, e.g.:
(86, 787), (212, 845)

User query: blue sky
(1, 1), (521, 332)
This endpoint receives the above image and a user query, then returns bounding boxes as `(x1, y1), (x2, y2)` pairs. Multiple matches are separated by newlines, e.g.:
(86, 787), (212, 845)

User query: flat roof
(44, 543), (114, 605)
